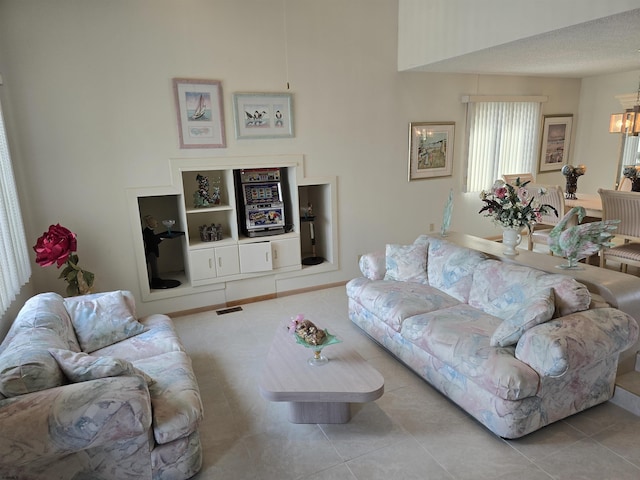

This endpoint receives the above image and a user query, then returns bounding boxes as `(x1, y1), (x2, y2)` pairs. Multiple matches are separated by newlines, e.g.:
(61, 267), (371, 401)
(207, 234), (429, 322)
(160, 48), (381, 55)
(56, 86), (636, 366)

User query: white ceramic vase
(502, 227), (522, 256)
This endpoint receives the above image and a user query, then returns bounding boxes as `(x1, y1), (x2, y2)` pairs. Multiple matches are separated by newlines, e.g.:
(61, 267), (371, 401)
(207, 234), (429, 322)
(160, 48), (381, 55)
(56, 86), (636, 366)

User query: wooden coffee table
(259, 325), (384, 423)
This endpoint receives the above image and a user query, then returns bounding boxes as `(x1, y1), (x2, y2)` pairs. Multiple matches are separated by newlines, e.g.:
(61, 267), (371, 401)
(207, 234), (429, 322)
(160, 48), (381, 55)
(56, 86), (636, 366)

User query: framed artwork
(232, 93), (294, 139)
(408, 122), (455, 181)
(173, 78), (226, 148)
(538, 114), (573, 172)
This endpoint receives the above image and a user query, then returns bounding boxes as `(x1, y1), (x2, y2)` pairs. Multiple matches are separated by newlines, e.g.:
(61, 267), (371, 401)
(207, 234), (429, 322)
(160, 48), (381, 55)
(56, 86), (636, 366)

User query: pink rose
(33, 224), (77, 268)
(495, 187), (507, 199)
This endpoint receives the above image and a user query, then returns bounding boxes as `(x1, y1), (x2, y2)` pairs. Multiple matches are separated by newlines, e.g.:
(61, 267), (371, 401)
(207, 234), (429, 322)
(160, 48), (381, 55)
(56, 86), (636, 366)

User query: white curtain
(466, 101), (541, 192)
(0, 97), (31, 316)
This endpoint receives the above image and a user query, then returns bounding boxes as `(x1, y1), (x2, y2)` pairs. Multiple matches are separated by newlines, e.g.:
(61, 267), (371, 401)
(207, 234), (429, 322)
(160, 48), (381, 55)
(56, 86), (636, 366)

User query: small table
(259, 325), (384, 423)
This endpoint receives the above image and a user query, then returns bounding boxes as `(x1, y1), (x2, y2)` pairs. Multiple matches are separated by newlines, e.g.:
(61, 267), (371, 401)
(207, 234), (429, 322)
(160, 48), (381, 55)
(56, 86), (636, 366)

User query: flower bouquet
(479, 179), (557, 233)
(33, 224), (95, 296)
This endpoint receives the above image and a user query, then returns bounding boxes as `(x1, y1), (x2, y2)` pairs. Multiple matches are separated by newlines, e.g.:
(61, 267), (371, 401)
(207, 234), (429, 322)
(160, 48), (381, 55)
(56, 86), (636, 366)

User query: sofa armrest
(359, 250), (386, 280)
(515, 308), (639, 377)
(0, 375), (152, 467)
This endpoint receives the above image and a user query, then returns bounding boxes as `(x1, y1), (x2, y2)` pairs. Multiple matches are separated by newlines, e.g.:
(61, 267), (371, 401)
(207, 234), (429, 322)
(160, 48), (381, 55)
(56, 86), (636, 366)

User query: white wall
(574, 69), (640, 194)
(0, 0), (598, 320)
(398, 0), (640, 70)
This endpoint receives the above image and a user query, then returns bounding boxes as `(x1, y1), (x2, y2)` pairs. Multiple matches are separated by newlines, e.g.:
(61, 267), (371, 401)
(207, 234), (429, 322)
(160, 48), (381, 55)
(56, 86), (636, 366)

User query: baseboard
(167, 281), (346, 318)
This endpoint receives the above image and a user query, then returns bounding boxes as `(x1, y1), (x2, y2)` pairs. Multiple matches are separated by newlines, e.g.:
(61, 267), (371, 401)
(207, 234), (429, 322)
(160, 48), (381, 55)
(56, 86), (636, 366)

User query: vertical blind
(0, 97), (31, 316)
(466, 101), (541, 192)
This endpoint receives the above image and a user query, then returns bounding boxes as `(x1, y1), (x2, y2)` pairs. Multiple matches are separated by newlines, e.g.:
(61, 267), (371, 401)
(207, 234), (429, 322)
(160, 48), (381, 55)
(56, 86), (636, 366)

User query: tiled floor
(173, 286), (640, 480)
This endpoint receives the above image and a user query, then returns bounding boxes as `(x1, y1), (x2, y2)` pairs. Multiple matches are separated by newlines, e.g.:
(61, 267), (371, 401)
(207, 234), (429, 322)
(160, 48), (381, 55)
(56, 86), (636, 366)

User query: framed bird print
(173, 78), (226, 149)
(232, 93), (294, 139)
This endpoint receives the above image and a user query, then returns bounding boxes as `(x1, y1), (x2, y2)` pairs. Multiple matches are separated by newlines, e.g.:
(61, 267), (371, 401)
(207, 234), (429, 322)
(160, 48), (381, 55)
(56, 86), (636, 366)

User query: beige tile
(347, 438), (454, 480)
(319, 401), (412, 461)
(592, 418), (640, 467)
(536, 438), (640, 479)
(505, 419), (586, 462)
(562, 402), (640, 437)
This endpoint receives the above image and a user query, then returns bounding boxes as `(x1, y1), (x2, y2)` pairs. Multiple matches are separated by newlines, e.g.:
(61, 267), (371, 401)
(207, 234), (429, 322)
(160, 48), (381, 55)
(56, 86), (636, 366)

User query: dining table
(564, 193), (602, 219)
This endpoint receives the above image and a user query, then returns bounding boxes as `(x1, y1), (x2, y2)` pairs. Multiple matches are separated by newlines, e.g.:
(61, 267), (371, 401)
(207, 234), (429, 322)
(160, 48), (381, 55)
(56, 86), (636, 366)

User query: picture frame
(408, 122), (455, 181)
(173, 78), (226, 149)
(538, 114), (573, 172)
(232, 92), (294, 139)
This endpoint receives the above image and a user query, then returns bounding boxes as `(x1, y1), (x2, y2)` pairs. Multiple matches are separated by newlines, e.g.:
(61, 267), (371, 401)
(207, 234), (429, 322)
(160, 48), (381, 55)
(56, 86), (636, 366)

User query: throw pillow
(65, 290), (145, 353)
(490, 289), (555, 347)
(383, 243), (428, 284)
(49, 348), (154, 385)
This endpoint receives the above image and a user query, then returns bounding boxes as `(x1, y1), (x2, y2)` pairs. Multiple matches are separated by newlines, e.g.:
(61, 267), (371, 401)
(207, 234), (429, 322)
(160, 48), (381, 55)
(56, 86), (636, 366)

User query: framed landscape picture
(539, 115), (573, 172)
(173, 78), (226, 149)
(408, 122), (455, 181)
(232, 92), (294, 139)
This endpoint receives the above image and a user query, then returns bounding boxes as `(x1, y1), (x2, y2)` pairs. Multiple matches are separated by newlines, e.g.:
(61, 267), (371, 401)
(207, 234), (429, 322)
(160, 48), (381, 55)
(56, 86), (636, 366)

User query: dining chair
(598, 188), (640, 272)
(617, 176), (632, 191)
(502, 173), (535, 185)
(524, 184), (565, 253)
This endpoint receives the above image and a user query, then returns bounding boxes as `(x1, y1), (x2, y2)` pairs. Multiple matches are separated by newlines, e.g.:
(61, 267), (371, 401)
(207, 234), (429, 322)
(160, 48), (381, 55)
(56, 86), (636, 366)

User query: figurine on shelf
(193, 173), (220, 208)
(143, 215), (181, 289)
(143, 215), (164, 287)
(561, 164), (586, 199)
(199, 223), (223, 242)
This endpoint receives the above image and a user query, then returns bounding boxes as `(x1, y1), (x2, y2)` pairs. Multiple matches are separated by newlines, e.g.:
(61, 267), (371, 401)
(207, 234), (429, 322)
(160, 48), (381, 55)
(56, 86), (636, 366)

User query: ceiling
(409, 9), (640, 78)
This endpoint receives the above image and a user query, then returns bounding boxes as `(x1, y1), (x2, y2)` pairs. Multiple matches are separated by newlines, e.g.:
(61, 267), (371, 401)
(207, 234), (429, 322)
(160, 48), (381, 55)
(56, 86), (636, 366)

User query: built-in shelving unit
(126, 155), (338, 303)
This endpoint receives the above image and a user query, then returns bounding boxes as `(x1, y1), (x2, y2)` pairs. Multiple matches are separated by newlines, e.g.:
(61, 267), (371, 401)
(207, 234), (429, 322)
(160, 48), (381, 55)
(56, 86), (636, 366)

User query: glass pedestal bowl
(162, 219), (176, 235)
(294, 330), (341, 366)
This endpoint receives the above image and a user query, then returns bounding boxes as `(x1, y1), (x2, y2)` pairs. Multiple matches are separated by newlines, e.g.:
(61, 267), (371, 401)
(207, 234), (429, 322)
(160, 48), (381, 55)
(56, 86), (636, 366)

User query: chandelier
(609, 76), (640, 136)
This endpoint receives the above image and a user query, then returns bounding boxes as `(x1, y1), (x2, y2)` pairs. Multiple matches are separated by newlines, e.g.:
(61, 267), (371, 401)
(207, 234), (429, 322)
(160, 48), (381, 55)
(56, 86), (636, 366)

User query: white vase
(502, 227), (522, 256)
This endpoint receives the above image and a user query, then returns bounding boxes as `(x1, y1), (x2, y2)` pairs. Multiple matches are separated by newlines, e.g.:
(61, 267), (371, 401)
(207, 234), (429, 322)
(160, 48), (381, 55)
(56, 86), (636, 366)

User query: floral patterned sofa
(0, 290), (203, 480)
(347, 234), (639, 439)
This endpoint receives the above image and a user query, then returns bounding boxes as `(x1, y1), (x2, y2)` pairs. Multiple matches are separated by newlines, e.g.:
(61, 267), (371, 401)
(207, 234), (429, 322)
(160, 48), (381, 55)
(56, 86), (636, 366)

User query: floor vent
(216, 306), (243, 315)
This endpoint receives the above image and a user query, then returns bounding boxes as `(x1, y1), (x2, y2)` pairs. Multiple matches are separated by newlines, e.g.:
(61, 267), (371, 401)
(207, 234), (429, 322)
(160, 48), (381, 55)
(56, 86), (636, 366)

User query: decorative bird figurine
(441, 188), (453, 236)
(548, 206), (619, 269)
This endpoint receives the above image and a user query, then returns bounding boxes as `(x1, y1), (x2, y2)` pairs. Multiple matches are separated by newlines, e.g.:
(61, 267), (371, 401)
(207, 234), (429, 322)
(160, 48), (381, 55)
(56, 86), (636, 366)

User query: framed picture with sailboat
(173, 78), (226, 148)
(232, 92), (294, 139)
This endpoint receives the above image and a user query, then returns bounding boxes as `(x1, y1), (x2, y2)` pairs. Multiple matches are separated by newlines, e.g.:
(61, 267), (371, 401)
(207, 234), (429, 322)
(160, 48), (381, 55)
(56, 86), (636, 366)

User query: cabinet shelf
(186, 204), (233, 214)
(188, 237), (236, 249)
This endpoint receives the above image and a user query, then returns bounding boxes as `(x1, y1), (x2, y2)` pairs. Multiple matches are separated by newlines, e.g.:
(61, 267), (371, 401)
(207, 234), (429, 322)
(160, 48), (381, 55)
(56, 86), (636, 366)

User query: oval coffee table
(259, 325), (385, 423)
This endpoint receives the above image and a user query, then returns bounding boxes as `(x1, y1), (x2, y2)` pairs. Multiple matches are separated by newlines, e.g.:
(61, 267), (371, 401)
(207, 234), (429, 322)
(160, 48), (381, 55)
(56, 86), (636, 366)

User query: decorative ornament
(561, 164), (586, 199)
(548, 206), (619, 269)
(441, 188), (453, 236)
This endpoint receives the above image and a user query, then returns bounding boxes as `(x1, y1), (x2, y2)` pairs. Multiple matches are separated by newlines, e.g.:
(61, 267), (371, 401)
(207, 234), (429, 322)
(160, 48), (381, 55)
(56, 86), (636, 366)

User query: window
(0, 96), (31, 315)
(464, 98), (543, 192)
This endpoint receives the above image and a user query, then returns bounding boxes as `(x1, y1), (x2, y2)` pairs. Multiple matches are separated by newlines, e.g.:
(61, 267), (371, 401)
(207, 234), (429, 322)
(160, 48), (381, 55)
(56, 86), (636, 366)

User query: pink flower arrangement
(33, 224), (95, 296)
(479, 179), (557, 232)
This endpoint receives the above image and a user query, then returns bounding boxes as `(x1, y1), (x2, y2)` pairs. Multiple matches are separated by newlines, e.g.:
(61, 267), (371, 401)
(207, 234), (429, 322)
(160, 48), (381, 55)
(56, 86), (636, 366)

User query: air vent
(216, 306), (243, 315)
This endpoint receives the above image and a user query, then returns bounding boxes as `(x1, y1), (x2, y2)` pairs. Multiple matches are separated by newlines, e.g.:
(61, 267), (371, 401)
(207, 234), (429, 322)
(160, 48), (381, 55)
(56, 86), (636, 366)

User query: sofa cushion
(0, 293), (80, 397)
(534, 274), (591, 318)
(48, 348), (154, 385)
(383, 243), (428, 284)
(65, 290), (145, 353)
(346, 278), (459, 332)
(469, 260), (591, 320)
(92, 314), (187, 361)
(469, 260), (547, 318)
(426, 237), (486, 303)
(490, 289), (555, 347)
(400, 304), (540, 401)
(358, 250), (386, 280)
(133, 351), (203, 445)
(515, 307), (639, 377)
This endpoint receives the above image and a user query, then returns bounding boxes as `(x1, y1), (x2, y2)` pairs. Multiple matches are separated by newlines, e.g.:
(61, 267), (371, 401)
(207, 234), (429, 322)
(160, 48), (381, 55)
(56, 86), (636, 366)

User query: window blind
(466, 101), (541, 192)
(0, 97), (31, 315)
